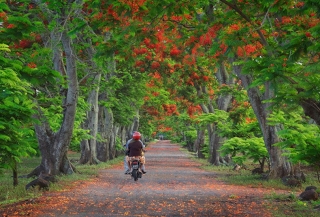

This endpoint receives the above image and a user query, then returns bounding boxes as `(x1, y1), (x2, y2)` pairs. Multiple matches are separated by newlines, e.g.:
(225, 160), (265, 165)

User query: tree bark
(32, 30), (78, 175)
(94, 31), (118, 162)
(233, 64), (292, 178)
(109, 126), (118, 160)
(299, 99), (320, 125)
(96, 106), (114, 162)
(79, 37), (101, 164)
(208, 63), (234, 165)
(79, 77), (101, 164)
(193, 128), (205, 156)
(13, 159), (18, 186)
(30, 1), (80, 176)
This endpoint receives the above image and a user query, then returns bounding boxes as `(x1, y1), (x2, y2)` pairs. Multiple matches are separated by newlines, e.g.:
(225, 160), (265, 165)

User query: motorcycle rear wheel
(132, 169), (138, 181)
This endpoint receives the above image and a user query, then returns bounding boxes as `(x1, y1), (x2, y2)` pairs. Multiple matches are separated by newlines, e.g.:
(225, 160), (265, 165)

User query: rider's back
(128, 140), (143, 157)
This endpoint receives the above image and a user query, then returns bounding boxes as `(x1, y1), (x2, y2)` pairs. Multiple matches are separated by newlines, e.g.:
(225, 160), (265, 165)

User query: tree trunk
(94, 31), (118, 162)
(28, 0), (80, 177)
(119, 126), (128, 146)
(299, 99), (320, 125)
(78, 34), (102, 164)
(79, 73), (101, 164)
(31, 29), (78, 176)
(96, 106), (114, 162)
(209, 126), (225, 165)
(13, 159), (18, 186)
(233, 64), (292, 178)
(194, 128), (205, 158)
(208, 63), (234, 165)
(109, 126), (119, 159)
(132, 111), (140, 132)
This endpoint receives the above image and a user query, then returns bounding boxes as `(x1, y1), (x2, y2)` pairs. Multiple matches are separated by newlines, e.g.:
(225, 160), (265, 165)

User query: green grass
(263, 192), (320, 217)
(0, 153), (124, 206)
(2, 147), (320, 217)
(182, 148), (320, 217)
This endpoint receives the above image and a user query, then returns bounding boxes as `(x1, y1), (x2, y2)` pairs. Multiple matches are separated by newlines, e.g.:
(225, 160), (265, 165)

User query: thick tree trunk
(31, 16), (78, 175)
(132, 111), (140, 132)
(194, 129), (205, 158)
(234, 64), (292, 178)
(209, 126), (226, 165)
(96, 106), (114, 162)
(79, 35), (102, 164)
(119, 126), (129, 146)
(94, 31), (119, 162)
(207, 124), (216, 163)
(79, 73), (101, 164)
(109, 126), (119, 159)
(80, 139), (91, 164)
(299, 99), (320, 125)
(208, 63), (234, 165)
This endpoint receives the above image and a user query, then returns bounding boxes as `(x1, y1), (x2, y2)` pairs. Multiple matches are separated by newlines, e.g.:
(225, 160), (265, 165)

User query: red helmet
(132, 131), (141, 140)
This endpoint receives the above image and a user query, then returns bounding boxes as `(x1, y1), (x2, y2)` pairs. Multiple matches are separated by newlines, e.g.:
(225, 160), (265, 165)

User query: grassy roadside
(0, 152), (124, 207)
(182, 148), (320, 217)
(2, 143), (320, 216)
(0, 140), (158, 207)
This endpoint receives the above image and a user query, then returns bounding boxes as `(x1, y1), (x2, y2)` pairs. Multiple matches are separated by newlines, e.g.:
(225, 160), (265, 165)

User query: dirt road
(1, 140), (286, 217)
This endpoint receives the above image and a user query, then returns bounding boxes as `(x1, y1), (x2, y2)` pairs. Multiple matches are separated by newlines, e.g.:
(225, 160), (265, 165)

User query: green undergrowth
(182, 148), (320, 217)
(264, 192), (320, 217)
(0, 153), (123, 207)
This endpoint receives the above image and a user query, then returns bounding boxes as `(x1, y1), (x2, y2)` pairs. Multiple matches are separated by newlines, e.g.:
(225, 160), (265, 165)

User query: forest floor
(0, 140), (300, 217)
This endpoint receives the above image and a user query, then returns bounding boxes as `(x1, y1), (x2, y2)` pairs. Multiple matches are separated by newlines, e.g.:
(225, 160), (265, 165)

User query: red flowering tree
(125, 0), (320, 178)
(205, 0), (320, 177)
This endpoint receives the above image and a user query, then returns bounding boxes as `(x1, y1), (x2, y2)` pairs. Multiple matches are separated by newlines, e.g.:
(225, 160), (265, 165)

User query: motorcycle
(130, 158), (142, 181)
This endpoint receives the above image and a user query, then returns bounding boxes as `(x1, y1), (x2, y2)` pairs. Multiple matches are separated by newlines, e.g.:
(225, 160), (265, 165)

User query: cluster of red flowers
(236, 41), (262, 57)
(146, 107), (159, 116)
(146, 80), (155, 87)
(106, 5), (119, 20)
(162, 104), (178, 115)
(135, 60), (144, 67)
(202, 76), (209, 81)
(281, 16), (292, 24)
(186, 78), (194, 86)
(244, 44), (256, 55)
(190, 72), (200, 80)
(6, 24), (15, 29)
(12, 39), (33, 49)
(199, 33), (212, 46)
(230, 24), (240, 31)
(170, 46), (181, 56)
(170, 15), (183, 22)
(296, 2), (304, 8)
(134, 47), (148, 55)
(183, 54), (196, 66)
(151, 61), (160, 69)
(0, 12), (6, 18)
(187, 105), (202, 117)
(153, 72), (161, 79)
(27, 62), (37, 68)
(245, 117), (256, 124)
(0, 11), (16, 29)
(214, 43), (227, 58)
(226, 24), (240, 34)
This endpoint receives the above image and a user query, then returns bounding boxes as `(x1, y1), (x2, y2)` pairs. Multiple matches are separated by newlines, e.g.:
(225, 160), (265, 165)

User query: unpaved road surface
(1, 140), (289, 217)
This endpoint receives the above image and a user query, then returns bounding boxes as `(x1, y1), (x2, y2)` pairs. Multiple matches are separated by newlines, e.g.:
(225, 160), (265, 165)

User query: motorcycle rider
(126, 131), (146, 174)
(124, 131), (146, 174)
